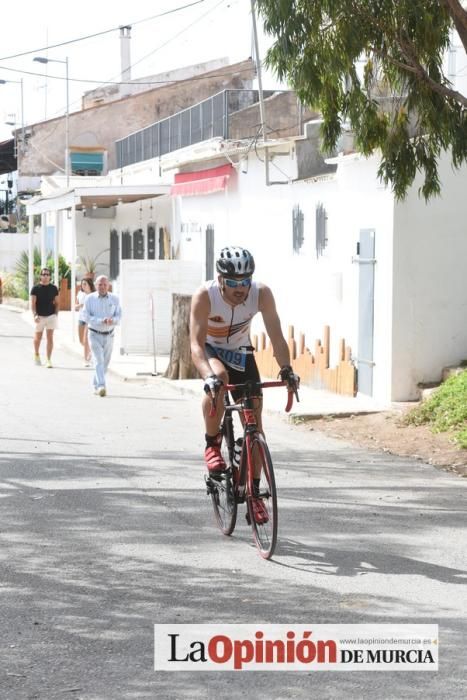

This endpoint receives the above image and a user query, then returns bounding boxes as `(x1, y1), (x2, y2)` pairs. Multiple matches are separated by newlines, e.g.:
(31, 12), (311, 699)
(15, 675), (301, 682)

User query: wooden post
(58, 278), (71, 310)
(323, 325), (330, 368)
(164, 294), (199, 380)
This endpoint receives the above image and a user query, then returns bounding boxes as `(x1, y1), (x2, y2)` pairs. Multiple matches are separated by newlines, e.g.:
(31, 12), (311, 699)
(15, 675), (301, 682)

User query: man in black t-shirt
(30, 268), (59, 368)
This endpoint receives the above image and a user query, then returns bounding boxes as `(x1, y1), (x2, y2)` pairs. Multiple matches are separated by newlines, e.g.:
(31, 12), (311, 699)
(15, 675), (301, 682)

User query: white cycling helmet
(216, 246), (255, 276)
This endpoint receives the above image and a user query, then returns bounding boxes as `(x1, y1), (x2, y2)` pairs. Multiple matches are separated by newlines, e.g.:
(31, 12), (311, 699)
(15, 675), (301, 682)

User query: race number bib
(214, 347), (247, 372)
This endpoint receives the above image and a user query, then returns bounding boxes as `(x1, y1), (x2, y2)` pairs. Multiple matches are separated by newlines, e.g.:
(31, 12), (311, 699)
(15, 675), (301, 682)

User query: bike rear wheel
(246, 433), (278, 559)
(210, 428), (238, 536)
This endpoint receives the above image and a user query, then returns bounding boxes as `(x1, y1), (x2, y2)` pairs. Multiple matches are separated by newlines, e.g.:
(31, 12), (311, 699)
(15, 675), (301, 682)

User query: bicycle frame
(207, 379), (297, 558)
(222, 381), (284, 494)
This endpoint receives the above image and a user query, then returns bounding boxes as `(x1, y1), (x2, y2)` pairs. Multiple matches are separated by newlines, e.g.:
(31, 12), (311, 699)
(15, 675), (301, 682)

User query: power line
(0, 62), (254, 88)
(0, 0), (232, 87)
(1, 0), (241, 123)
(112, 0), (227, 81)
(1, 0), (248, 127)
(0, 0), (206, 62)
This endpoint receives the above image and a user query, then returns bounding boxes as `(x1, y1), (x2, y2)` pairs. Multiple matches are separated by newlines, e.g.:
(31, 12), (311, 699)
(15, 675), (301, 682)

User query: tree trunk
(164, 294), (199, 380)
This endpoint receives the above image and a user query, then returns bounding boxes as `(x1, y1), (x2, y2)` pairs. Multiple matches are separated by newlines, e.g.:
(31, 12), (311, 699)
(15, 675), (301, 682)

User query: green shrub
(1, 271), (23, 298)
(405, 370), (467, 448)
(15, 247), (71, 296)
(456, 427), (467, 450)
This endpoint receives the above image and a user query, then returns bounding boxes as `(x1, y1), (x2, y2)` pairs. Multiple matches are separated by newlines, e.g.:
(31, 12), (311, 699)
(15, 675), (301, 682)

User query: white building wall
(106, 137), (466, 404)
(57, 194), (173, 280)
(0, 232), (40, 272)
(119, 259), (202, 354)
(445, 30), (467, 101)
(177, 151), (395, 402)
(392, 151), (467, 400)
(114, 197), (172, 241)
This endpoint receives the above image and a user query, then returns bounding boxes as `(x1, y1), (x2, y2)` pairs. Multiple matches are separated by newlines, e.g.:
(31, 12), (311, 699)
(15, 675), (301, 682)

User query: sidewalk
(16, 306), (387, 420)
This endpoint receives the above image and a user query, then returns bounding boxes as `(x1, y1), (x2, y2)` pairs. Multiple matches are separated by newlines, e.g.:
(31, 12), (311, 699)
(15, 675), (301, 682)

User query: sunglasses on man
(41, 272), (51, 276)
(224, 277), (252, 288)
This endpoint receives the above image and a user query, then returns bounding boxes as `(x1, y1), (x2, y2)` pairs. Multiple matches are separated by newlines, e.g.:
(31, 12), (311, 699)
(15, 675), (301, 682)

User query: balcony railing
(115, 89), (277, 169)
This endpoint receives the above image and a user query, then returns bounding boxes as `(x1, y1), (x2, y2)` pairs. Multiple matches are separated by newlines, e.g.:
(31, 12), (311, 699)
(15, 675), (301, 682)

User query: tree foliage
(257, 0), (467, 199)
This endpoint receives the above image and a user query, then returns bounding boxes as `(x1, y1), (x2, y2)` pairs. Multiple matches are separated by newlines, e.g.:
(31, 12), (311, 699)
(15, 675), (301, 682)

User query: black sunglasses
(41, 272), (51, 276)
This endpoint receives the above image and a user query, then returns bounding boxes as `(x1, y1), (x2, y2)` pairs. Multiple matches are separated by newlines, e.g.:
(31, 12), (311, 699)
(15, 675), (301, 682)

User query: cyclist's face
(219, 275), (252, 304)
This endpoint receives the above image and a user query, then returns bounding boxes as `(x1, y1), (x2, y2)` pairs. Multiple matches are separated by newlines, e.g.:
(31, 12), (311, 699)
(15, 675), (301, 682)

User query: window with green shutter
(70, 151), (104, 175)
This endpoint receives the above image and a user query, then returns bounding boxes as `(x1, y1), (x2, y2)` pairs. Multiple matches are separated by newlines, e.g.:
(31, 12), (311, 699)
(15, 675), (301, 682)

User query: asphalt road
(1, 305), (466, 700)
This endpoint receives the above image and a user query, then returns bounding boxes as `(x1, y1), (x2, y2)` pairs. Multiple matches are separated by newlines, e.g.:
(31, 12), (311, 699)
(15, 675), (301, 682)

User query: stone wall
(228, 91), (319, 140)
(20, 60), (255, 177)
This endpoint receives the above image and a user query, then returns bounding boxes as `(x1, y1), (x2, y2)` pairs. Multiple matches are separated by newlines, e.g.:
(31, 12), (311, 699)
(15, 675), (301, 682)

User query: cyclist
(190, 245), (299, 522)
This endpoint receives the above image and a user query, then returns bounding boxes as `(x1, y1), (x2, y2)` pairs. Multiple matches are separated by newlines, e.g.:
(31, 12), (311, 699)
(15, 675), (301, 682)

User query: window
(315, 202), (328, 258)
(70, 151), (105, 176)
(292, 204), (304, 254)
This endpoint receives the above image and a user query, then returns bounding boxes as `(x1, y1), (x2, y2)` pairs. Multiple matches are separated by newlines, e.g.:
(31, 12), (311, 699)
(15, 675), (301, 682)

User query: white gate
(119, 260), (202, 354)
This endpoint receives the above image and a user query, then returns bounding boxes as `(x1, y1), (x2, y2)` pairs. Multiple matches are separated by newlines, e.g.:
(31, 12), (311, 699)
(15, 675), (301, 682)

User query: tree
(257, 0), (467, 199)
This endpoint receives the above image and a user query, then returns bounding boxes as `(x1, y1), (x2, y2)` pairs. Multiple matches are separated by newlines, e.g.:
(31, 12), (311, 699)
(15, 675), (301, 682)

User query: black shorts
(205, 343), (261, 401)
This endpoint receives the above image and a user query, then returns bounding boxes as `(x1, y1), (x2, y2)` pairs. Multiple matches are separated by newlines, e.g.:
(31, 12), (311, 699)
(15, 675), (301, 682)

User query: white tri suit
(205, 279), (261, 399)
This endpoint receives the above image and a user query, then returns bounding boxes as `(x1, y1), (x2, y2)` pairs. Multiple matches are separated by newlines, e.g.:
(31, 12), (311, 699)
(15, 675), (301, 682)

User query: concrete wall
(20, 60), (255, 177)
(0, 232), (40, 273)
(82, 59), (230, 108)
(392, 151), (467, 400)
(228, 91), (318, 140)
(55, 194), (173, 281)
(107, 143), (467, 403)
(173, 150), (395, 403)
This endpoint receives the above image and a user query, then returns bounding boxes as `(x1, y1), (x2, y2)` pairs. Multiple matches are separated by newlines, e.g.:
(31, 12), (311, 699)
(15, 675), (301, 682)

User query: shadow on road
(0, 447), (466, 698)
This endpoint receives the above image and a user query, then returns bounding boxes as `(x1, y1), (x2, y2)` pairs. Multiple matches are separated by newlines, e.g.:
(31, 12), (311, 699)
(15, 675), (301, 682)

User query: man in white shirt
(84, 275), (121, 397)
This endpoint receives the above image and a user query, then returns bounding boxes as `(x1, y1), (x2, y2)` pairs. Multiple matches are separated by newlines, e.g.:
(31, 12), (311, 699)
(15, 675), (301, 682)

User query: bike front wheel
(210, 428), (238, 536)
(246, 433), (278, 559)
(210, 470), (237, 536)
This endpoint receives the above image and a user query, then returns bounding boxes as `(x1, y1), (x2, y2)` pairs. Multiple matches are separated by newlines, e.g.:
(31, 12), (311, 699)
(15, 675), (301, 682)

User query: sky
(0, 0), (279, 144)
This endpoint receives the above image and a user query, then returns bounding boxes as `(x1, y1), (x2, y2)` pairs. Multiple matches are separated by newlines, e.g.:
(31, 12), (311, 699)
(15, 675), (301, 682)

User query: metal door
(147, 224), (156, 259)
(357, 229), (376, 395)
(109, 229), (119, 279)
(133, 228), (144, 259)
(205, 224), (214, 280)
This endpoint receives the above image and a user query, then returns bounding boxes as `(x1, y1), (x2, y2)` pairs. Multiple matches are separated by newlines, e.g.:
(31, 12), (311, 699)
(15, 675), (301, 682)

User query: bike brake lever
(285, 385), (300, 413)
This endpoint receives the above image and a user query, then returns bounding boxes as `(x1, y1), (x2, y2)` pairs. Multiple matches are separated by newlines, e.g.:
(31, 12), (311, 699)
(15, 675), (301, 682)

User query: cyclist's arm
(258, 284), (291, 368)
(190, 287), (215, 380)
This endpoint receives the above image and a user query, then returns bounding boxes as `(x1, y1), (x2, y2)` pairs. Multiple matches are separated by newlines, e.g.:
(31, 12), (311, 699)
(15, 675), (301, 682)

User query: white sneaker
(34, 354), (41, 366)
(94, 386), (106, 397)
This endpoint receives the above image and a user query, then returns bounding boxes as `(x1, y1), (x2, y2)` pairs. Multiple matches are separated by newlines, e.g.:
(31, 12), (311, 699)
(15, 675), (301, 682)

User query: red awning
(170, 163), (233, 197)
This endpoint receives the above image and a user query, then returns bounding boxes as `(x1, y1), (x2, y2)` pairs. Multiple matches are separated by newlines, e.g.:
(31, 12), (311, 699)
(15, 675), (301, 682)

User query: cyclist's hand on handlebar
(203, 374), (224, 398)
(279, 364), (300, 391)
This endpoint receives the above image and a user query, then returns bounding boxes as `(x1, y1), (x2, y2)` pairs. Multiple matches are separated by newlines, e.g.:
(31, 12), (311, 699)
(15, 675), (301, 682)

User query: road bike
(205, 379), (298, 559)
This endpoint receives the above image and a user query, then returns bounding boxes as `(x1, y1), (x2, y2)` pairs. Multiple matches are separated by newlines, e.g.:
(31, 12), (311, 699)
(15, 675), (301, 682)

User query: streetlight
(0, 78), (25, 159)
(0, 78), (25, 233)
(33, 56), (69, 187)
